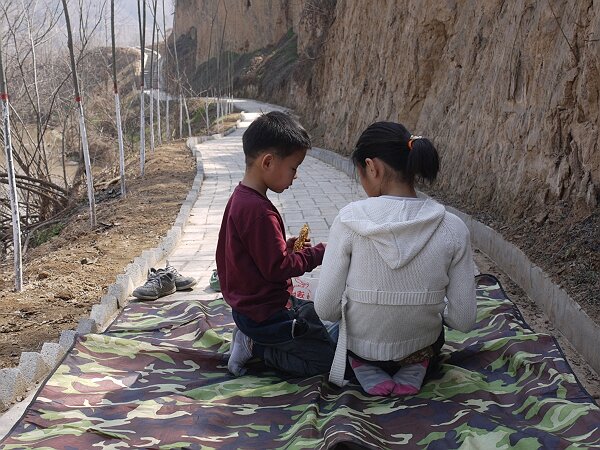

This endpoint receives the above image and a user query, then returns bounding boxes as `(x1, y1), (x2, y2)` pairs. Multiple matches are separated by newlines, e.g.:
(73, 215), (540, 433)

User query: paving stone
(58, 330), (78, 350)
(90, 304), (112, 328)
(0, 369), (27, 406)
(115, 274), (135, 296)
(40, 342), (67, 368)
(76, 318), (98, 335)
(124, 262), (144, 285)
(133, 257), (149, 278)
(107, 282), (127, 303)
(17, 352), (51, 384)
(141, 250), (159, 268)
(100, 294), (119, 314)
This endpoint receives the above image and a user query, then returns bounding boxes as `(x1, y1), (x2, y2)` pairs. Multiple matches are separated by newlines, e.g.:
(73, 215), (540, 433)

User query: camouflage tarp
(2, 274), (599, 449)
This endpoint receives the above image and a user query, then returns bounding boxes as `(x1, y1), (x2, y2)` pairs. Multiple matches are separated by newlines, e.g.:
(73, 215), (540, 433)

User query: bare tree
(137, 0), (146, 175)
(61, 0), (96, 227)
(148, 0), (157, 153)
(170, 7), (183, 138)
(0, 34), (23, 291)
(216, 0), (228, 130)
(162, 0), (169, 141)
(1, 0), (63, 182)
(111, 0), (125, 196)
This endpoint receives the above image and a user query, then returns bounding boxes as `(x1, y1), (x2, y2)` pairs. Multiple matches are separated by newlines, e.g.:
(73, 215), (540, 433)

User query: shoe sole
(133, 285), (176, 301)
(133, 293), (159, 300)
(175, 280), (198, 291)
(159, 286), (177, 297)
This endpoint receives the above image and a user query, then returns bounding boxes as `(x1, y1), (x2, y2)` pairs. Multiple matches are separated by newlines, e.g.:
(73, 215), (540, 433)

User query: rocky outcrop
(172, 0), (302, 85)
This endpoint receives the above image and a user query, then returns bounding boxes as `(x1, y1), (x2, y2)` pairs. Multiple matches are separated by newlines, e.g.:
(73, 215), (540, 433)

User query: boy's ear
(260, 153), (275, 170)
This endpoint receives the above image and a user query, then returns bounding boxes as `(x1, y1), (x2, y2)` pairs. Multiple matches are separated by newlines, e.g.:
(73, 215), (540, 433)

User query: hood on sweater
(339, 197), (446, 269)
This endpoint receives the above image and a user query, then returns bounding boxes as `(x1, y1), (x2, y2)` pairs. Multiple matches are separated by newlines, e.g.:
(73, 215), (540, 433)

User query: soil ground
(424, 186), (600, 325)
(0, 141), (598, 401)
(0, 141), (196, 369)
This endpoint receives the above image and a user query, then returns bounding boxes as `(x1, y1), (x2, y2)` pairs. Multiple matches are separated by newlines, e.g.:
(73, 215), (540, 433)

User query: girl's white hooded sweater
(314, 196), (477, 386)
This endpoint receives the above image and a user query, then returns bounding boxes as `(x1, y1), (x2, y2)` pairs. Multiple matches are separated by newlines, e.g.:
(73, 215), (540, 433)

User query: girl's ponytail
(406, 136), (439, 184)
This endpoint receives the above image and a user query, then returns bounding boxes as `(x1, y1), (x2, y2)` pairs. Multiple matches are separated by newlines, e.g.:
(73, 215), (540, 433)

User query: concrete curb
(308, 146), (600, 377)
(0, 126), (236, 413)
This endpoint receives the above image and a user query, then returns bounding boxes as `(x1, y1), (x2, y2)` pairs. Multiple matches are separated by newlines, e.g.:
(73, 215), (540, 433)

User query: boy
(216, 111), (335, 378)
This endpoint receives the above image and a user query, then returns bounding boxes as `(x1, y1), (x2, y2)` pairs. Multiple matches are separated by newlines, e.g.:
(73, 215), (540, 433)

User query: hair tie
(407, 135), (422, 151)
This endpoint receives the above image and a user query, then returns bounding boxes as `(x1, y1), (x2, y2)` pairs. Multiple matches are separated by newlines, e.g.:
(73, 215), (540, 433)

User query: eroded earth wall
(174, 0), (599, 218)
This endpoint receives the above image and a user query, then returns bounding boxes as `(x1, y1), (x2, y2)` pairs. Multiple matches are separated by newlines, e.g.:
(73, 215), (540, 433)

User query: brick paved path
(167, 102), (366, 289)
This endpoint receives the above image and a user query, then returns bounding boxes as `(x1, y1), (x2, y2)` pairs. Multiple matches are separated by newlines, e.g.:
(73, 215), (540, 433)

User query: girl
(314, 122), (477, 396)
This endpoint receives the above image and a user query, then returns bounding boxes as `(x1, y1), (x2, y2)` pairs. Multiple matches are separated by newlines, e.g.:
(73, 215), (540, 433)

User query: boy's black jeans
(232, 296), (336, 377)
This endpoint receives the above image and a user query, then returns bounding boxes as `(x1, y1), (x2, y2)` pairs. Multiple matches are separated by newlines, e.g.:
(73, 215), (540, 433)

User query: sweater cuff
(310, 243), (326, 266)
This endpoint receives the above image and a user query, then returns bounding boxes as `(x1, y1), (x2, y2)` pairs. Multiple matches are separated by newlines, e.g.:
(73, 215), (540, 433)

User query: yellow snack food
(293, 223), (310, 252)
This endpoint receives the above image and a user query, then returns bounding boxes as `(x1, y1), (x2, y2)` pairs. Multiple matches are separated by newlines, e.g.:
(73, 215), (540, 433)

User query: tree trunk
(178, 93), (183, 139)
(111, 0), (126, 196)
(162, 0), (169, 142)
(0, 40), (23, 292)
(156, 24), (162, 145)
(205, 91), (209, 135)
(137, 0), (146, 175)
(148, 0), (157, 154)
(183, 95), (191, 138)
(61, 0), (96, 228)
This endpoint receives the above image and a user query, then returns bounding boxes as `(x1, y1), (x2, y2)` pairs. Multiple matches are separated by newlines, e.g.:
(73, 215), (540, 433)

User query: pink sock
(349, 355), (395, 396)
(392, 360), (429, 396)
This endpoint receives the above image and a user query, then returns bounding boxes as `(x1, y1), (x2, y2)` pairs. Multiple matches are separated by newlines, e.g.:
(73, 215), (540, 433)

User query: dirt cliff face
(298, 0), (599, 218)
(173, 0), (302, 73)
(173, 0), (598, 216)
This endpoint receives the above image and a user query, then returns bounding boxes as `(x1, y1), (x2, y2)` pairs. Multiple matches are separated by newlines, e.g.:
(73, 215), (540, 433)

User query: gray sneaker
(146, 266), (197, 291)
(164, 264), (197, 290)
(132, 271), (176, 300)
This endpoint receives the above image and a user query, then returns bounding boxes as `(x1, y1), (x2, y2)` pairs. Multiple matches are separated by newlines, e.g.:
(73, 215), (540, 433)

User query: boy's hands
(287, 236), (312, 252)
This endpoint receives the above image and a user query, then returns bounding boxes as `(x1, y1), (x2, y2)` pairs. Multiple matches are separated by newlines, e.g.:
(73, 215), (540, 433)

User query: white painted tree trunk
(166, 95), (170, 141)
(156, 87), (162, 145)
(77, 100), (97, 227)
(62, 0), (96, 228)
(114, 92), (126, 196)
(183, 95), (191, 138)
(179, 94), (183, 139)
(140, 89), (145, 175)
(216, 96), (220, 130)
(111, 0), (126, 197)
(1, 93), (23, 292)
(205, 92), (209, 135)
(149, 88), (155, 153)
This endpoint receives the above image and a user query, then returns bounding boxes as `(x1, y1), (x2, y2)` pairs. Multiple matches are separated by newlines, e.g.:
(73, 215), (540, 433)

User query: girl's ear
(365, 158), (380, 179)
(365, 158), (375, 174)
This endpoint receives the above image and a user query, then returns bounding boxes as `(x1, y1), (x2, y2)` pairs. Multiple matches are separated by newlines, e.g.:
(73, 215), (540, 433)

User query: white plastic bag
(291, 276), (319, 301)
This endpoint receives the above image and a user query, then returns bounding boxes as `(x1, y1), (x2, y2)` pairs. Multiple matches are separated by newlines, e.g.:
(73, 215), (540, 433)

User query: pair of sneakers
(132, 264), (197, 300)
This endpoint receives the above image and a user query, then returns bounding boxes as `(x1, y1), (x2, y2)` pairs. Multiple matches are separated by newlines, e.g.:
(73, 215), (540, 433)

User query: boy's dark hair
(242, 111), (311, 164)
(351, 121), (440, 185)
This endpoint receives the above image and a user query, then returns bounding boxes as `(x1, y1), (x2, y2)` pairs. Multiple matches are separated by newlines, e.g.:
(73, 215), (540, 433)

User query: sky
(113, 0), (174, 46)
(0, 0), (174, 57)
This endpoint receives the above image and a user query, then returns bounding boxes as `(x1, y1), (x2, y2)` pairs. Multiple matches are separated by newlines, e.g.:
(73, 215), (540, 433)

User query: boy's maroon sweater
(216, 184), (325, 323)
